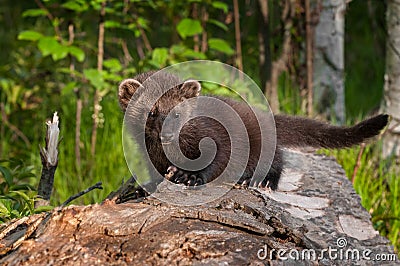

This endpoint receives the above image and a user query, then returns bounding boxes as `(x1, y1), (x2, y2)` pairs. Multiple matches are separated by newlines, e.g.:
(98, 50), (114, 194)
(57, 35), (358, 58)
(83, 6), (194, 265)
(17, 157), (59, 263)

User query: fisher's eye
(148, 111), (156, 117)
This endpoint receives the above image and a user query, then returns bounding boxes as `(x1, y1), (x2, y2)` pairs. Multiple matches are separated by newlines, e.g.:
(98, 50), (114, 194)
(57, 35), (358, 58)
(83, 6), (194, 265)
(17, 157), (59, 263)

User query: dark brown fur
(119, 71), (389, 190)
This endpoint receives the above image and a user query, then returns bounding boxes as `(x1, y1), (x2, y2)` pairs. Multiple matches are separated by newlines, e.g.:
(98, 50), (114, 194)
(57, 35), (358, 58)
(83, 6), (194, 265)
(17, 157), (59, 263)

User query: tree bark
(313, 0), (346, 123)
(305, 0), (314, 117)
(258, 0), (272, 104)
(2, 150), (397, 265)
(233, 0), (243, 73)
(382, 0), (400, 158)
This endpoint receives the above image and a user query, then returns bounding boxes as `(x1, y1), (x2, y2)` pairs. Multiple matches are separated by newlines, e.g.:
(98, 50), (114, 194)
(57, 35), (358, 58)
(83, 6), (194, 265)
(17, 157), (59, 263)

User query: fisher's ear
(180, 79), (201, 99)
(118, 79), (143, 112)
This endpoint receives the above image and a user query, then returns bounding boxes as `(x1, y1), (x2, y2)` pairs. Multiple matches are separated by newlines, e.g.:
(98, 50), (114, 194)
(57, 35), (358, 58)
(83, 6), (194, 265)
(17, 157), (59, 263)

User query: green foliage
(18, 30), (43, 41)
(151, 48), (169, 68)
(0, 159), (38, 222)
(177, 18), (203, 39)
(208, 38), (234, 55)
(345, 1), (386, 117)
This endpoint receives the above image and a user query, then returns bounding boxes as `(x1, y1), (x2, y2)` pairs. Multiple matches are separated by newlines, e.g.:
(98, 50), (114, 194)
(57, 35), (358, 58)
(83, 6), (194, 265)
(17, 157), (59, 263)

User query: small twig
(192, 3), (200, 52)
(351, 143), (365, 183)
(200, 6), (208, 53)
(0, 103), (31, 148)
(67, 21), (82, 172)
(121, 39), (133, 66)
(305, 0), (314, 117)
(233, 0), (243, 73)
(61, 182), (103, 207)
(137, 23), (153, 52)
(34, 0), (62, 40)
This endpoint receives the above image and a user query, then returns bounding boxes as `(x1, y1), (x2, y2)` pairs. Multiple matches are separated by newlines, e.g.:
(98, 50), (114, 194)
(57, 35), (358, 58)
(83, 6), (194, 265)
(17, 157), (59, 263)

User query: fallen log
(0, 150), (398, 265)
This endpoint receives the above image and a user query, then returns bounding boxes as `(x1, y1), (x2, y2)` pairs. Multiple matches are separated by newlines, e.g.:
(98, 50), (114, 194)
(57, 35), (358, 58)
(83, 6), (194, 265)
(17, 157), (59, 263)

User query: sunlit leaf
(152, 48), (169, 67)
(68, 46), (85, 62)
(22, 9), (48, 17)
(38, 37), (68, 61)
(51, 46), (69, 61)
(176, 18), (202, 39)
(104, 20), (122, 28)
(208, 38), (235, 55)
(84, 68), (105, 89)
(137, 17), (149, 29)
(208, 19), (228, 31)
(212, 1), (229, 13)
(62, 0), (89, 12)
(181, 49), (207, 59)
(18, 31), (43, 41)
(103, 58), (122, 72)
(37, 37), (59, 57)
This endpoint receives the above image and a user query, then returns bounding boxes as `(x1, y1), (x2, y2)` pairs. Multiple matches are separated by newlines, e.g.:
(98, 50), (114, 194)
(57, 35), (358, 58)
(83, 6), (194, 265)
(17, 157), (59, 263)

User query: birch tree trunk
(383, 0), (400, 158)
(313, 0), (346, 123)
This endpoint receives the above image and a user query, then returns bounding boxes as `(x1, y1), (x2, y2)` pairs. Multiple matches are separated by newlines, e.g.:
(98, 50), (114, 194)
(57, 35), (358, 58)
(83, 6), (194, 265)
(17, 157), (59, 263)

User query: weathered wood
(1, 150), (398, 265)
(36, 112), (60, 208)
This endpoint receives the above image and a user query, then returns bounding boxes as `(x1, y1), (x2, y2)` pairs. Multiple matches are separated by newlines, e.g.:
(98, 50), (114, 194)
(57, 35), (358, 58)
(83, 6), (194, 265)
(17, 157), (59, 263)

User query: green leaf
(10, 184), (35, 191)
(57, 68), (83, 79)
(18, 31), (43, 41)
(62, 0), (88, 12)
(137, 17), (149, 29)
(62, 81), (77, 96)
(0, 166), (12, 187)
(212, 1), (229, 13)
(22, 9), (48, 17)
(104, 20), (122, 28)
(9, 190), (31, 202)
(170, 44), (186, 54)
(84, 68), (105, 89)
(51, 46), (69, 61)
(103, 58), (122, 72)
(68, 46), (85, 62)
(103, 72), (122, 82)
(37, 37), (59, 57)
(34, 205), (54, 213)
(38, 37), (68, 61)
(176, 18), (202, 39)
(152, 48), (169, 67)
(181, 49), (207, 59)
(208, 19), (228, 31)
(208, 38), (235, 55)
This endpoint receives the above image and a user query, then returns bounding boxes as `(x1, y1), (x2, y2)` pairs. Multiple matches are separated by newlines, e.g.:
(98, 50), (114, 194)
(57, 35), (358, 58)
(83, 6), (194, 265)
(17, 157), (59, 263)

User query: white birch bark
(383, 0), (400, 158)
(313, 0), (346, 123)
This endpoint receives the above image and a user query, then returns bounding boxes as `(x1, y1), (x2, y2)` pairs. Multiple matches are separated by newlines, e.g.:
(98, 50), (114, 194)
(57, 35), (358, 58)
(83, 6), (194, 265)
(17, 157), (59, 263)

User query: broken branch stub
(36, 112), (60, 207)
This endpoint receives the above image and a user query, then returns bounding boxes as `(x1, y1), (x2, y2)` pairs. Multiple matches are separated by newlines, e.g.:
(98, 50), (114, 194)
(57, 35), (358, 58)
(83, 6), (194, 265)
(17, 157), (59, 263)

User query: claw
(167, 166), (177, 173)
(241, 178), (250, 187)
(165, 165), (204, 187)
